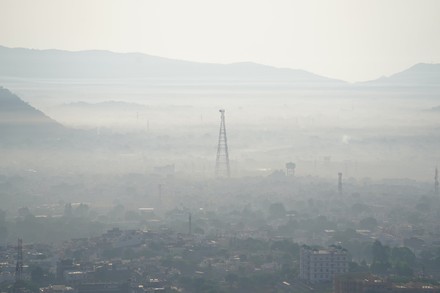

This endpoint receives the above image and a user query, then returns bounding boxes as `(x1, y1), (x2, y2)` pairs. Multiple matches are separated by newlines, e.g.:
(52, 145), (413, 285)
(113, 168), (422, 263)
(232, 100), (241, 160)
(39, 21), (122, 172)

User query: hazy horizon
(1, 0), (440, 82)
(1, 44), (439, 84)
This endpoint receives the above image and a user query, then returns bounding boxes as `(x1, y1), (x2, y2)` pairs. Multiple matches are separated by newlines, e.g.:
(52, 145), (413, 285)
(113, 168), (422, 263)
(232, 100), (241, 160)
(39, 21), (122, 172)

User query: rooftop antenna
(215, 109), (230, 178)
(435, 167), (439, 196)
(338, 172), (343, 195)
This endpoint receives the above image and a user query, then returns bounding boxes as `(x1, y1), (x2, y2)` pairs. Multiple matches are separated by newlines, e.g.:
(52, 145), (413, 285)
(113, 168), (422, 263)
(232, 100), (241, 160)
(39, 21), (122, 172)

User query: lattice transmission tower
(15, 238), (23, 282)
(215, 109), (230, 178)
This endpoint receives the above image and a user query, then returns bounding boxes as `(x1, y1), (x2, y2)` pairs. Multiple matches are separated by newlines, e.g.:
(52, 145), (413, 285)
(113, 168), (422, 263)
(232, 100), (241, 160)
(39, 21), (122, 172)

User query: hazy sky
(1, 0), (439, 82)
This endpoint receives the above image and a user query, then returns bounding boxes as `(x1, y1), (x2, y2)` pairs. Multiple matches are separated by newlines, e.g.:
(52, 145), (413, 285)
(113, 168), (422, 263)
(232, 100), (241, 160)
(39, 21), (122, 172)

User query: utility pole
(188, 213), (192, 235)
(435, 167), (439, 196)
(338, 172), (343, 195)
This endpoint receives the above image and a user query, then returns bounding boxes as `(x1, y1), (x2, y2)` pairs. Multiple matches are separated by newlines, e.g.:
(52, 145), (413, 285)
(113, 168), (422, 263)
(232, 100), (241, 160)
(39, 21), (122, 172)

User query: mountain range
(0, 45), (341, 84)
(1, 45), (439, 86)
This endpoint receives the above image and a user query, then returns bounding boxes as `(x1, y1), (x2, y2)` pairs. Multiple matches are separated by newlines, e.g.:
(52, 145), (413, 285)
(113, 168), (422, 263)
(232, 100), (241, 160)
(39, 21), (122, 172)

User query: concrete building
(299, 245), (349, 283)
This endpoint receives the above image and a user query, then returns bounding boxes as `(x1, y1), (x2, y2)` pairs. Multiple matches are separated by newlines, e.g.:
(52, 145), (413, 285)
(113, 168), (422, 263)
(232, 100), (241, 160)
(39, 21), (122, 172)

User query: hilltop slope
(0, 87), (64, 144)
(366, 63), (440, 87)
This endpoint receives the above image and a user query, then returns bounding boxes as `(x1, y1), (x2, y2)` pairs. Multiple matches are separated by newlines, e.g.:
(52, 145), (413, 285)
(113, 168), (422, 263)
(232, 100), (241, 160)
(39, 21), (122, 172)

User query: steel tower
(15, 238), (23, 282)
(215, 109), (230, 178)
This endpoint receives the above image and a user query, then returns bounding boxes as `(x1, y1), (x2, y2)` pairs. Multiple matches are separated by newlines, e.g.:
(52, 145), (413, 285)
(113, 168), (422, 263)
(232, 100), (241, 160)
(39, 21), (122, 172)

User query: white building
(64, 270), (87, 283)
(299, 245), (349, 283)
(40, 285), (74, 293)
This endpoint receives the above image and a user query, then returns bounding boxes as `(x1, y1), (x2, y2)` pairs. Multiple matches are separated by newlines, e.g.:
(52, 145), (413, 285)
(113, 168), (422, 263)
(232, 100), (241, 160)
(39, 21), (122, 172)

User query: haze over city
(1, 1), (440, 293)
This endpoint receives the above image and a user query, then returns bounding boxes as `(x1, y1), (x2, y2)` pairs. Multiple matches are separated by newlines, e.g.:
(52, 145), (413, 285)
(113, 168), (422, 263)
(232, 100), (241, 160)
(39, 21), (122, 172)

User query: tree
(269, 203), (286, 219)
(371, 240), (391, 274)
(372, 240), (390, 262)
(391, 247), (416, 267)
(394, 262), (413, 277)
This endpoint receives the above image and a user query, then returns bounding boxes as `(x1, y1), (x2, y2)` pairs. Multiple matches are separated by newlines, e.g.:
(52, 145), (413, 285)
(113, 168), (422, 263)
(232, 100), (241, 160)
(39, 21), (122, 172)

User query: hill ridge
(0, 45), (343, 84)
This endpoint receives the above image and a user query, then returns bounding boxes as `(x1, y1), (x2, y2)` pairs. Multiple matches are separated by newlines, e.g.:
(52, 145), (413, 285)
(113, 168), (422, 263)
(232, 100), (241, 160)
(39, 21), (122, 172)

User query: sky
(0, 0), (439, 82)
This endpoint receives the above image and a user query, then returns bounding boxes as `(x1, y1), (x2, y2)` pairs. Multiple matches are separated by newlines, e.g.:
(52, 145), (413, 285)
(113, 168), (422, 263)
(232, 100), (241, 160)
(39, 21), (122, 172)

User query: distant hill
(366, 63), (440, 87)
(429, 105), (440, 111)
(0, 87), (65, 144)
(59, 101), (148, 111)
(0, 46), (343, 85)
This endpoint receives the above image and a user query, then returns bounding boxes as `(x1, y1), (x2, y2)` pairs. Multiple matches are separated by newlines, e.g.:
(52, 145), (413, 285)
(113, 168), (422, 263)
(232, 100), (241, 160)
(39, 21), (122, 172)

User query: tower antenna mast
(215, 109), (230, 178)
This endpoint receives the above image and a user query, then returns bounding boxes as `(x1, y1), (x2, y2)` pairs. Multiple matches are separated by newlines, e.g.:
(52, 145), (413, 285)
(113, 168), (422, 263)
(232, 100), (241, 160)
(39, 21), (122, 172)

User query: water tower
(286, 162), (296, 176)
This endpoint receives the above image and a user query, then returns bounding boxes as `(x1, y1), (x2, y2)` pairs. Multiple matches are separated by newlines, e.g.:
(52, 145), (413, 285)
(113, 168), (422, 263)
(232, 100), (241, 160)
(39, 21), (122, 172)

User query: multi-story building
(299, 245), (349, 283)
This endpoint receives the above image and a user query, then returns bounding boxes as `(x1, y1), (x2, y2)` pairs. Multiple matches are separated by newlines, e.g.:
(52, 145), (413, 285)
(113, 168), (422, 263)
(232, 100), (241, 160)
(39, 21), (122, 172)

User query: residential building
(299, 245), (349, 283)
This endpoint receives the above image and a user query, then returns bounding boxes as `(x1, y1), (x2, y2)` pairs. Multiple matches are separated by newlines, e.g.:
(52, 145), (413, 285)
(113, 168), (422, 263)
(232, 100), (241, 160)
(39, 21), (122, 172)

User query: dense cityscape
(2, 164), (440, 292)
(2, 1), (440, 292)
